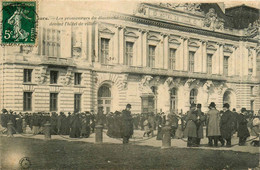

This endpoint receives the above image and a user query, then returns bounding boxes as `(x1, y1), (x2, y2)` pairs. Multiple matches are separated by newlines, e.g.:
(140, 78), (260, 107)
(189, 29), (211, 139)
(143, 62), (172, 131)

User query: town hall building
(0, 3), (259, 114)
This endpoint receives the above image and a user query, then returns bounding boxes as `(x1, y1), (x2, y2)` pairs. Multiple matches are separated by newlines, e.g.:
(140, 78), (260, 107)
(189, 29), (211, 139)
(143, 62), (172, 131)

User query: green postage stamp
(2, 1), (37, 45)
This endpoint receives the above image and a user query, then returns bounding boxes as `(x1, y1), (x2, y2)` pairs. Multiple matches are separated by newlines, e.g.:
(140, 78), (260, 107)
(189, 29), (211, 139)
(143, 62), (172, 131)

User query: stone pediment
(125, 31), (138, 38)
(147, 34), (160, 41)
(99, 25), (114, 34)
(169, 38), (180, 44)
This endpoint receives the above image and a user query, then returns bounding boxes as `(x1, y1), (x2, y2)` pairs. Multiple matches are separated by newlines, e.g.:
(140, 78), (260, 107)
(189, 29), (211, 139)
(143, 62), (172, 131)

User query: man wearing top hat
(121, 104), (134, 144)
(220, 103), (234, 147)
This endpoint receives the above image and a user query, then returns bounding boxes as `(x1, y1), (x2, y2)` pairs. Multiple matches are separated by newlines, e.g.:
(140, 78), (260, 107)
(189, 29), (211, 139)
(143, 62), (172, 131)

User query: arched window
(98, 84), (112, 114)
(190, 89), (198, 104)
(170, 88), (178, 113)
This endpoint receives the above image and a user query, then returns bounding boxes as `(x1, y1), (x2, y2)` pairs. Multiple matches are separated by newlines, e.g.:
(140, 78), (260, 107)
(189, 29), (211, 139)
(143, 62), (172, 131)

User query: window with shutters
(24, 69), (33, 83)
(148, 45), (156, 68)
(74, 94), (81, 113)
(169, 48), (176, 70)
(125, 42), (134, 66)
(207, 54), (213, 74)
(101, 38), (110, 64)
(50, 93), (58, 111)
(223, 56), (229, 76)
(23, 92), (32, 111)
(189, 51), (195, 72)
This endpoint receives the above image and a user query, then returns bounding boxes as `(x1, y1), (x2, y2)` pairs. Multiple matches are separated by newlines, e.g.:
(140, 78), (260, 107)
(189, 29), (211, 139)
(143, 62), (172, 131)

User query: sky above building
(39, 0), (259, 17)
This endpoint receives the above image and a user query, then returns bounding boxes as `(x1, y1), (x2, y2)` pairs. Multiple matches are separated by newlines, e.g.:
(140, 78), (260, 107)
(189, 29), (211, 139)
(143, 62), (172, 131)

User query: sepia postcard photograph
(0, 0), (259, 169)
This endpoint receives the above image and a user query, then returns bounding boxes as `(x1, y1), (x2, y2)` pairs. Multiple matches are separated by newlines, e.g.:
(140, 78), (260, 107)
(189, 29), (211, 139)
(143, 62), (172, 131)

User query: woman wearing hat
(207, 102), (221, 147)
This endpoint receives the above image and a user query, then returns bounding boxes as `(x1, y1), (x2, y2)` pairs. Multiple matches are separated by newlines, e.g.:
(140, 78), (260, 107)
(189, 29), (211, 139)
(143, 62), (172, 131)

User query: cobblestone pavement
(3, 129), (259, 154)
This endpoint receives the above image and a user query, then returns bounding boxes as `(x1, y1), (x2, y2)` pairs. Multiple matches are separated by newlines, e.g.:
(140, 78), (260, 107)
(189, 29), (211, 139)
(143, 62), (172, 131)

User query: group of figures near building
(0, 103), (259, 146)
(185, 102), (259, 147)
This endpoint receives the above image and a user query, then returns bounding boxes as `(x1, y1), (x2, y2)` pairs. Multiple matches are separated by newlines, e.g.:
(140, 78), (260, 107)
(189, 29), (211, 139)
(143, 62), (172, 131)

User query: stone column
(183, 37), (189, 71)
(114, 25), (119, 64)
(61, 27), (72, 58)
(232, 45), (238, 76)
(81, 26), (87, 61)
(219, 43), (224, 75)
(137, 29), (143, 67)
(119, 26), (125, 65)
(214, 43), (220, 74)
(163, 35), (169, 69)
(244, 46), (249, 76)
(94, 23), (99, 62)
(202, 41), (207, 73)
(142, 30), (148, 67)
(87, 23), (93, 63)
(195, 40), (203, 72)
(252, 47), (257, 77)
(177, 37), (184, 71)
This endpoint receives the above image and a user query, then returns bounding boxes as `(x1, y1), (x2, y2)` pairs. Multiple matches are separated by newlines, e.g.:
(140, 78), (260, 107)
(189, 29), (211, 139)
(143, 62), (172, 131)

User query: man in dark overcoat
(220, 103), (234, 147)
(121, 104), (134, 144)
(185, 103), (198, 147)
(237, 108), (250, 145)
(194, 104), (206, 146)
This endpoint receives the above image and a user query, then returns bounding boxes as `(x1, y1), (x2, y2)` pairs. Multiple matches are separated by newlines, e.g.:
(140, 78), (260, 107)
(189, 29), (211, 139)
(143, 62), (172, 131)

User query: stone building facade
(0, 3), (259, 114)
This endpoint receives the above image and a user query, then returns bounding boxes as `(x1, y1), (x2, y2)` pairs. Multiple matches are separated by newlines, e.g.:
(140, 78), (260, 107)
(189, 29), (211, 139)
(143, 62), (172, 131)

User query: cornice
(110, 13), (258, 43)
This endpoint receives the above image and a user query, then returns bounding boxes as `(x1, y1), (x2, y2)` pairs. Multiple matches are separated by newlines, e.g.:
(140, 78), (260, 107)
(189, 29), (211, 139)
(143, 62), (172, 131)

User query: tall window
(169, 48), (176, 70)
(74, 73), (82, 85)
(170, 88), (178, 112)
(224, 56), (229, 76)
(24, 69), (33, 83)
(50, 93), (58, 111)
(148, 45), (156, 68)
(207, 54), (213, 74)
(23, 92), (32, 111)
(190, 89), (198, 104)
(74, 94), (81, 113)
(250, 86), (254, 95)
(125, 42), (134, 66)
(250, 100), (254, 111)
(101, 38), (109, 64)
(141, 96), (154, 113)
(50, 71), (58, 84)
(189, 51), (195, 72)
(43, 29), (61, 57)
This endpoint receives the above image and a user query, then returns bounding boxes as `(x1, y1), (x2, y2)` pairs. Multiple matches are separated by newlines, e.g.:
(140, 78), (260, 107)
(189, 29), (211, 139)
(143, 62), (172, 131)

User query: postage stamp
(1, 1), (37, 45)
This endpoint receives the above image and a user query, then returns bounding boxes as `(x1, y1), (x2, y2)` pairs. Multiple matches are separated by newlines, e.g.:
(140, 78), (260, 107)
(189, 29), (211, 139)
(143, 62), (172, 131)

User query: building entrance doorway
(98, 84), (112, 114)
(223, 90), (236, 109)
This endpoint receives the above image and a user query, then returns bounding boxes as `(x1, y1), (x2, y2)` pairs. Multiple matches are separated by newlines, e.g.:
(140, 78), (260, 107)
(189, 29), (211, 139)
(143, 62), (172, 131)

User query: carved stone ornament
(72, 30), (82, 58)
(120, 74), (128, 89)
(64, 68), (73, 85)
(245, 18), (260, 36)
(164, 77), (173, 86)
(140, 75), (153, 87)
(159, 3), (202, 13)
(203, 80), (214, 92)
(37, 66), (48, 84)
(184, 78), (196, 88)
(136, 4), (147, 15)
(204, 8), (224, 31)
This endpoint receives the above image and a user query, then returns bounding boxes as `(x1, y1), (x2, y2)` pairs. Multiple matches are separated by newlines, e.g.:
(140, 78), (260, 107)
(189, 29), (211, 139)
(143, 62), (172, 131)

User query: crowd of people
(0, 102), (259, 146)
(185, 102), (260, 147)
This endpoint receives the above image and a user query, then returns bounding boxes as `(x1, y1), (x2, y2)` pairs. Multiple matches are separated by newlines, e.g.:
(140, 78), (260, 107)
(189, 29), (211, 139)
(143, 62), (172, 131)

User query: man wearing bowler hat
(121, 104), (134, 144)
(220, 103), (233, 147)
(207, 102), (221, 147)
